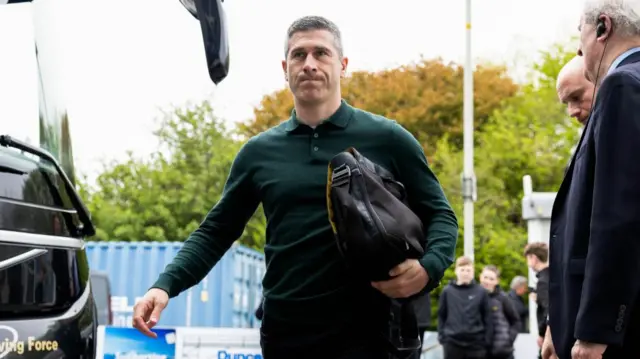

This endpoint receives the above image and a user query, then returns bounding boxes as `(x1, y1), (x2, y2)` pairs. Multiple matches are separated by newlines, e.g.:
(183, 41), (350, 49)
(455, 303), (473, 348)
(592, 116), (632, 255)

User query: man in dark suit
(542, 2), (640, 359)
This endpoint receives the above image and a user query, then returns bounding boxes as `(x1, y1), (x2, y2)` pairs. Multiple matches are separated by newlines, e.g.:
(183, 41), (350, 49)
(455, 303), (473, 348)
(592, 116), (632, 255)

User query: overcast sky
(0, 0), (584, 181)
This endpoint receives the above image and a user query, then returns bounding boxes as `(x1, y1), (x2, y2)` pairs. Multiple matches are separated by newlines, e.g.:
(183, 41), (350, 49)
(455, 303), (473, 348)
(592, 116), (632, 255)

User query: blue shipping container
(86, 242), (265, 329)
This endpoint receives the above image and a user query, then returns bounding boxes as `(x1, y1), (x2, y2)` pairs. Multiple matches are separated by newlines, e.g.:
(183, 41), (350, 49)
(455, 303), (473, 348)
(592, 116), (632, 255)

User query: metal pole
(523, 175), (538, 335)
(462, 0), (476, 260)
(185, 288), (193, 327)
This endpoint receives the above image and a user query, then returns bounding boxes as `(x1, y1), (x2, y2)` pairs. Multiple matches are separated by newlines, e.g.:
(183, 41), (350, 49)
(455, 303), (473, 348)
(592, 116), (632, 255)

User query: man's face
(515, 283), (528, 296)
(455, 264), (474, 284)
(479, 269), (498, 292)
(578, 17), (605, 84)
(282, 30), (348, 105)
(557, 73), (594, 124)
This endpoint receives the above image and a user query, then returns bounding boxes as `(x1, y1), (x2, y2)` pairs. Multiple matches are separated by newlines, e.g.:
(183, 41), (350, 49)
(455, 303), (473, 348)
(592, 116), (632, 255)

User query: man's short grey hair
(284, 16), (344, 59)
(510, 275), (528, 290)
(583, 0), (640, 37)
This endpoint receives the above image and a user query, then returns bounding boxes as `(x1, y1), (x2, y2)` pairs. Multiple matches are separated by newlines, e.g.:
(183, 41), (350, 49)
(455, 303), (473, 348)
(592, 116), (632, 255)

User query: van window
(0, 148), (74, 210)
(0, 148), (80, 237)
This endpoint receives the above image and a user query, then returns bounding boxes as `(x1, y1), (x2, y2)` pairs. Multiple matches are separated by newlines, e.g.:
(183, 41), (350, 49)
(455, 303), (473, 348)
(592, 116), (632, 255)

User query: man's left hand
(371, 259), (429, 298)
(571, 340), (607, 359)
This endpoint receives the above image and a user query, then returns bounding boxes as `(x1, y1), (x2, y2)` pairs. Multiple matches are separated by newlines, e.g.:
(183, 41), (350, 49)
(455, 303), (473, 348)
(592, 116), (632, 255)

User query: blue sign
(101, 327), (176, 359)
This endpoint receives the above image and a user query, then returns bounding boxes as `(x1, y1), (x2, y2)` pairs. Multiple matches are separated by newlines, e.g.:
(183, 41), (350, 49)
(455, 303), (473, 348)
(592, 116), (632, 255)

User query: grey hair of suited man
(582, 0), (640, 37)
(284, 16), (344, 59)
(510, 275), (528, 290)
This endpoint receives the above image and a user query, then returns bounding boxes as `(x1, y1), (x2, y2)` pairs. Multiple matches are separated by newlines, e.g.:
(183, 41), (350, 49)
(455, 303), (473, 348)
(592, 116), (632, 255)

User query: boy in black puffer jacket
(479, 265), (520, 359)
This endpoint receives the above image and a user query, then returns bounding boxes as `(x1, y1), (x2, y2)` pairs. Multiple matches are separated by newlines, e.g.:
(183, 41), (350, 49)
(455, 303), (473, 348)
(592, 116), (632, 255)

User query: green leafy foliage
(238, 58), (519, 156)
(81, 102), (266, 250)
(427, 42), (581, 325)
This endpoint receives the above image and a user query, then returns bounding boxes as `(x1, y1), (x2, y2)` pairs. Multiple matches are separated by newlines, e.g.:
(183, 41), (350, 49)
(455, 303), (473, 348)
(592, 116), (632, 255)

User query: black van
(0, 135), (97, 358)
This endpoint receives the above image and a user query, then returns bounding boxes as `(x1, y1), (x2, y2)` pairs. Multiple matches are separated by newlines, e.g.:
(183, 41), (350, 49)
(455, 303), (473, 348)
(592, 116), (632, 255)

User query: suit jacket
(548, 51), (640, 359)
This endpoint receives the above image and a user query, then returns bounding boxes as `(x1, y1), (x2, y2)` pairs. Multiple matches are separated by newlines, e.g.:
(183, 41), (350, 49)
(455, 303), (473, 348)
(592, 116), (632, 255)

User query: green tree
(82, 101), (266, 250)
(238, 59), (519, 156)
(427, 42), (581, 326)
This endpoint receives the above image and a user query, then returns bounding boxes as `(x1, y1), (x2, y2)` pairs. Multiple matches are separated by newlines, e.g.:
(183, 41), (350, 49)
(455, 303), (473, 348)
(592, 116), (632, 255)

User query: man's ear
(340, 56), (349, 77)
(599, 15), (613, 41)
(282, 60), (288, 81)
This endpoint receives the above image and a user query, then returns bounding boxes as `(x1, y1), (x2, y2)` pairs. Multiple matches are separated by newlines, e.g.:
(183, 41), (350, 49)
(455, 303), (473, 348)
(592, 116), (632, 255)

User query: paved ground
(420, 332), (538, 359)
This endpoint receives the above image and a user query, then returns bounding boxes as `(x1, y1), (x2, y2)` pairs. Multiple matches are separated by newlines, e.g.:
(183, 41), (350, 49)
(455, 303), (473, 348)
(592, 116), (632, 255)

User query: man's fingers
(389, 260), (412, 276)
(131, 303), (148, 329)
(147, 303), (164, 329)
(372, 276), (402, 291)
(132, 301), (158, 338)
(373, 260), (423, 298)
(372, 275), (410, 298)
(132, 316), (157, 338)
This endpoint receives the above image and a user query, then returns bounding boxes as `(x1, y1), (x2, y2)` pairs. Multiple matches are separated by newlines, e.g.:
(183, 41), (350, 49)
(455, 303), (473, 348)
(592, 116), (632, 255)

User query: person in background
(438, 256), (493, 359)
(545, 1), (640, 358)
(556, 55), (595, 125)
(479, 265), (520, 359)
(524, 242), (549, 353)
(507, 276), (529, 333)
(131, 15), (459, 359)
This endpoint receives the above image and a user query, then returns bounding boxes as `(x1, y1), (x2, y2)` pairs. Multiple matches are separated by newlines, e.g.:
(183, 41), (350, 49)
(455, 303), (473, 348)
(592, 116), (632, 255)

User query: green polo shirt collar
(285, 99), (354, 132)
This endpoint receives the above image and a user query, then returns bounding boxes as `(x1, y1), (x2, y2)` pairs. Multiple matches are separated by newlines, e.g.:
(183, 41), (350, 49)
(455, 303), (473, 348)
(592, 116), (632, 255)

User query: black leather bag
(326, 147), (426, 357)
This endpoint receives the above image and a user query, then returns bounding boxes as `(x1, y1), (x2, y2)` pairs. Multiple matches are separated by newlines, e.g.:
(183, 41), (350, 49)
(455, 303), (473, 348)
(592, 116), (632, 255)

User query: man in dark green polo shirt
(132, 15), (458, 358)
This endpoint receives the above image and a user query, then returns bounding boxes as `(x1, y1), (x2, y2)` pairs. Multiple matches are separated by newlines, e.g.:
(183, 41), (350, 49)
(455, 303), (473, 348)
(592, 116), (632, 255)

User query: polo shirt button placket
(311, 131), (320, 154)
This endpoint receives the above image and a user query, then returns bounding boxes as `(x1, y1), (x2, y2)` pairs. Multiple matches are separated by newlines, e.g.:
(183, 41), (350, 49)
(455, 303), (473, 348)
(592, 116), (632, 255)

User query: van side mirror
(179, 0), (230, 85)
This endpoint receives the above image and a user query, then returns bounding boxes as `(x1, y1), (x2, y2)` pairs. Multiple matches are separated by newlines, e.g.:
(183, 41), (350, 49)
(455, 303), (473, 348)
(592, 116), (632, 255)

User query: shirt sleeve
(389, 122), (459, 292)
(151, 139), (261, 297)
